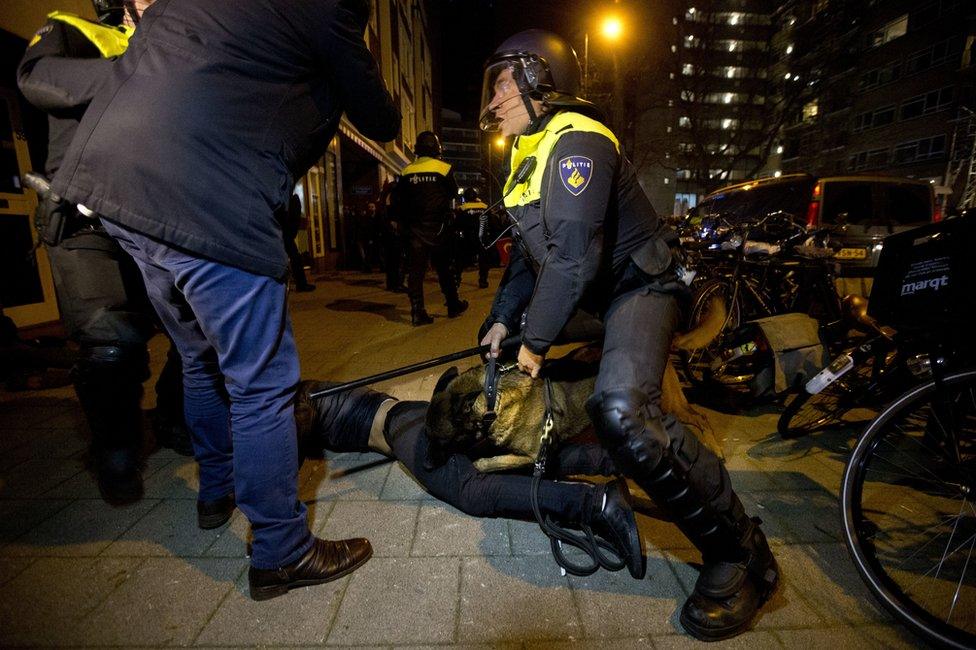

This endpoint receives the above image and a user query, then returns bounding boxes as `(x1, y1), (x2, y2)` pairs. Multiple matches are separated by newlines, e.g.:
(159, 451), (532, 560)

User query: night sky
(432, 0), (607, 122)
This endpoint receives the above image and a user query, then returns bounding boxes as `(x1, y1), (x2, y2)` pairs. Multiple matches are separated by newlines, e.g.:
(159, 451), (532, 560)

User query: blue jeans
(102, 219), (312, 569)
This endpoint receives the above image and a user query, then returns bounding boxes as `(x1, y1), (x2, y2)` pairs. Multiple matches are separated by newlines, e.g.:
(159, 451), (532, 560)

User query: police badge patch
(558, 156), (593, 196)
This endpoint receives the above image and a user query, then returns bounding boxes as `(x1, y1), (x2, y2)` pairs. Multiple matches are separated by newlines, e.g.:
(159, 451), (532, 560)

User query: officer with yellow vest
(393, 132), (469, 325)
(455, 187), (491, 288)
(477, 30), (778, 641)
(17, 0), (191, 504)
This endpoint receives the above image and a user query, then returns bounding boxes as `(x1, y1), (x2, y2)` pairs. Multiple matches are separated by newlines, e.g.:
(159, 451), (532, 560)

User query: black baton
(307, 334), (521, 399)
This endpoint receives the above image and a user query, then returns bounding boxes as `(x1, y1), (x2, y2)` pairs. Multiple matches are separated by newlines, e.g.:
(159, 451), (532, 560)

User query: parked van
(696, 174), (937, 274)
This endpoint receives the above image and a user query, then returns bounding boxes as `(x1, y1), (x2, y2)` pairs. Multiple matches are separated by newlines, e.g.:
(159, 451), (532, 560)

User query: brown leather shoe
(248, 536), (372, 601)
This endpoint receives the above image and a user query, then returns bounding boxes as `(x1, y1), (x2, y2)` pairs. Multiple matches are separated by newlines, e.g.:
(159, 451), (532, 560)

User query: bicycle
(839, 215), (976, 648)
(681, 213), (843, 396)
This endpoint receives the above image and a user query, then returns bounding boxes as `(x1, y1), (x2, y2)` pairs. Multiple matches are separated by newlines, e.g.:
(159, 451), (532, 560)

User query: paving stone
(744, 490), (842, 544)
(318, 500), (419, 557)
(0, 396), (74, 430)
(141, 456), (201, 499)
(0, 457), (85, 498)
(303, 456), (393, 501)
(2, 498), (157, 557)
(653, 630), (783, 648)
(0, 557), (33, 586)
(568, 551), (687, 638)
(0, 556), (141, 646)
(526, 640), (653, 649)
(103, 499), (228, 557)
(203, 502), (335, 559)
(71, 557), (240, 646)
(0, 426), (88, 461)
(412, 503), (510, 557)
(195, 568), (344, 646)
(44, 455), (172, 500)
(773, 543), (892, 625)
(328, 556), (459, 645)
(773, 626), (896, 649)
(381, 463), (436, 500)
(509, 519), (553, 556)
(0, 498), (72, 543)
(458, 556), (580, 643)
(202, 510), (252, 559)
(854, 623), (928, 649)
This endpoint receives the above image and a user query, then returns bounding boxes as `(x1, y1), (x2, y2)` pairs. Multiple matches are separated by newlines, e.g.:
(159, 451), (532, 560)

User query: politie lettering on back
(901, 274), (949, 296)
(409, 175), (441, 184)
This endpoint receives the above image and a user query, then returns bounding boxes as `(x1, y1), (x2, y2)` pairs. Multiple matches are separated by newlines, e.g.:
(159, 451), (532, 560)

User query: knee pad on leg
(585, 388), (669, 474)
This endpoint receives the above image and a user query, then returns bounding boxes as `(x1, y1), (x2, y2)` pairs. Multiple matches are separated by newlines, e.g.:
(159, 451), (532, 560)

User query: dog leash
(529, 377), (627, 577)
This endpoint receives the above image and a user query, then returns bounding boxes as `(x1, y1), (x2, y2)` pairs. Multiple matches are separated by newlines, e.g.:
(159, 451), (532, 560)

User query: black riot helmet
(414, 131), (442, 158)
(92, 0), (139, 26)
(479, 29), (602, 132)
(462, 187), (482, 203)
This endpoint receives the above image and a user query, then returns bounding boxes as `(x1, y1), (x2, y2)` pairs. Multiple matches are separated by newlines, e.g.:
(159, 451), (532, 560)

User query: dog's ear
(432, 366), (459, 399)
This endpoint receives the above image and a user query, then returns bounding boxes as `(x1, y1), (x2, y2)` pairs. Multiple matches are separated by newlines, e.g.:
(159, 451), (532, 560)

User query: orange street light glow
(600, 16), (623, 40)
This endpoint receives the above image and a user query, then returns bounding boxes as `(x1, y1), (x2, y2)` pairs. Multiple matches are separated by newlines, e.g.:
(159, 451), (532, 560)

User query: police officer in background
(456, 187), (491, 288)
(17, 0), (191, 505)
(477, 30), (778, 640)
(50, 0), (400, 600)
(393, 131), (469, 325)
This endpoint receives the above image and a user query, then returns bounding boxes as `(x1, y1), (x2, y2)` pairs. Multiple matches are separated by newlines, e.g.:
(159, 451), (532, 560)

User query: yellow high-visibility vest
(503, 111), (619, 208)
(31, 12), (133, 58)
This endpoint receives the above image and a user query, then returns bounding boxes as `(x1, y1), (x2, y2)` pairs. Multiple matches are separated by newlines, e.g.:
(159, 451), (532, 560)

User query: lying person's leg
(551, 443), (617, 478)
(295, 381), (644, 578)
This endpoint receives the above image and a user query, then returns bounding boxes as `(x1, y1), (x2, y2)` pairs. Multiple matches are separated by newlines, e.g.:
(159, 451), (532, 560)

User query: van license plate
(835, 247), (868, 260)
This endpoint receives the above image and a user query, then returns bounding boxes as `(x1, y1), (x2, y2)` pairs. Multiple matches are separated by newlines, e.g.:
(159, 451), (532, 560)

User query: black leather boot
(587, 390), (778, 640)
(409, 296), (433, 326)
(294, 381), (394, 457)
(446, 299), (469, 318)
(586, 478), (645, 580)
(74, 345), (148, 505)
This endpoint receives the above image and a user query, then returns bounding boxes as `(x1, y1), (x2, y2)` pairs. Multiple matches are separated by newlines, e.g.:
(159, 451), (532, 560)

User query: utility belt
(614, 233), (696, 299)
(36, 198), (102, 246)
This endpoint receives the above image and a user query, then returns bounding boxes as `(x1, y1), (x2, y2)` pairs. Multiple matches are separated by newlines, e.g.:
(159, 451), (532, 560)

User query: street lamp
(583, 14), (624, 97)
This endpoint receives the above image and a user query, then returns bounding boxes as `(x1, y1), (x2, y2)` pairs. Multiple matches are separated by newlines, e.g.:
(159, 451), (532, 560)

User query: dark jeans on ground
(101, 219), (311, 570)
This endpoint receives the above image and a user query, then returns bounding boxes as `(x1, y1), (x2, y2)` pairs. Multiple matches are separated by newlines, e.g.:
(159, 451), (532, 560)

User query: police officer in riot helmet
(456, 187), (491, 288)
(478, 29), (778, 640)
(393, 131), (469, 325)
(17, 0), (191, 505)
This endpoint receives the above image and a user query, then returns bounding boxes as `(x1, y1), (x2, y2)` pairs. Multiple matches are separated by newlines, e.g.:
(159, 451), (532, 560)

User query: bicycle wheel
(680, 279), (742, 388)
(842, 369), (976, 649)
(778, 360), (875, 438)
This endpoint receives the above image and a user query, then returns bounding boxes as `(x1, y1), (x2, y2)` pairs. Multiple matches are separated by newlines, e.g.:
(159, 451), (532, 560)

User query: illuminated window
(802, 100), (819, 121)
(786, 44), (793, 54)
(729, 12), (740, 25)
(722, 118), (733, 129)
(728, 41), (737, 52)
(723, 93), (733, 104)
(775, 145), (784, 154)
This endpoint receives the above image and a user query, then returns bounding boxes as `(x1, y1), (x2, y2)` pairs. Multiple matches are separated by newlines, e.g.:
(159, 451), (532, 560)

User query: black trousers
(321, 399), (616, 524)
(406, 236), (459, 310)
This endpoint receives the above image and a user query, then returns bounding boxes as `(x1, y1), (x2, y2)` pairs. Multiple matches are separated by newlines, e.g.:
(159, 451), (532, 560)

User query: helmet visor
(479, 60), (527, 132)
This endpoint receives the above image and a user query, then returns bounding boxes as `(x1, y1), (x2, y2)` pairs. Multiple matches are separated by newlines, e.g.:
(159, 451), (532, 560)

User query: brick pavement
(0, 270), (926, 648)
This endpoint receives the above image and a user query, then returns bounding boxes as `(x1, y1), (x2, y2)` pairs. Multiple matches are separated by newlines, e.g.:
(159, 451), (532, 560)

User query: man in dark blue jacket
(51, 0), (400, 601)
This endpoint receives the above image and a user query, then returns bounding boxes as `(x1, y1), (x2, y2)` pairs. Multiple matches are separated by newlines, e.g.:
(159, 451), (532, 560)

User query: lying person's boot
(446, 299), (469, 318)
(680, 518), (778, 641)
(587, 477), (645, 580)
(197, 492), (236, 529)
(248, 536), (372, 601)
(294, 381), (394, 457)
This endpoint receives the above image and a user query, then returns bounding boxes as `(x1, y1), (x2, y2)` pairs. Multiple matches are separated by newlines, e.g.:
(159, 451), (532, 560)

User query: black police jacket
(392, 157), (458, 247)
(487, 112), (673, 355)
(17, 16), (121, 176)
(51, 0), (400, 279)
